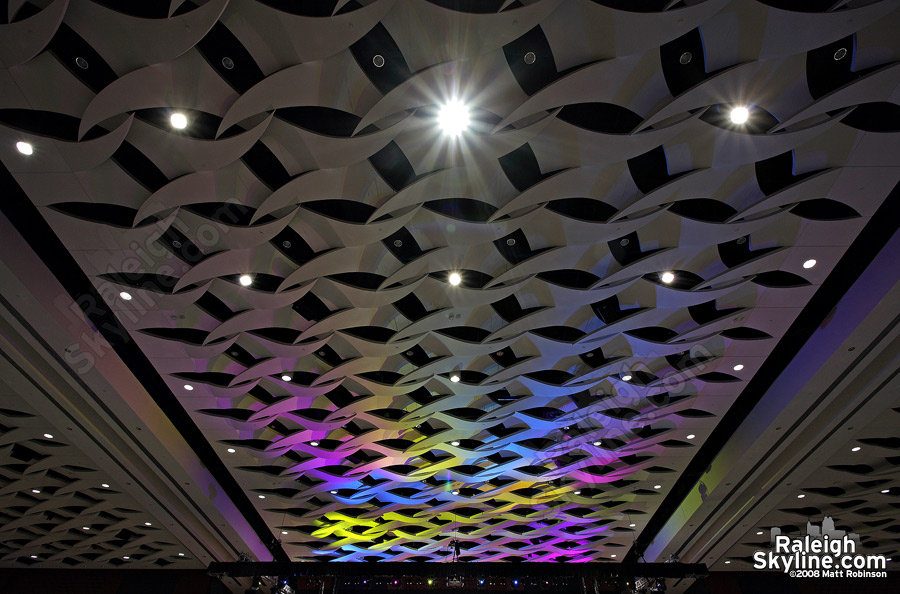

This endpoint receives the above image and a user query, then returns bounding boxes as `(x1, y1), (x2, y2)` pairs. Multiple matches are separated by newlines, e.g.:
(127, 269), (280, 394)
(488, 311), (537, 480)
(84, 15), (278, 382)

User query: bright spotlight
(170, 112), (188, 129)
(622, 374), (632, 382)
(16, 141), (33, 155)
(239, 274), (252, 286)
(438, 100), (470, 136)
(448, 272), (462, 286)
(281, 374), (292, 382)
(803, 259), (817, 269)
(450, 374), (460, 383)
(661, 271), (675, 284)
(730, 106), (749, 124)
(119, 291), (132, 301)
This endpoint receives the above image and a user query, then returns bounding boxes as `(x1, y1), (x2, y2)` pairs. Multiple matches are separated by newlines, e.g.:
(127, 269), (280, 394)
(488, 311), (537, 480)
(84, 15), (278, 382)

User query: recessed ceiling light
(145, 522), (152, 526)
(679, 51), (692, 64)
(593, 441), (601, 446)
(686, 434), (696, 439)
(119, 291), (132, 301)
(43, 433), (53, 439)
(629, 523), (636, 527)
(32, 489), (40, 493)
(101, 483), (109, 488)
(724, 560), (731, 564)
(281, 374), (292, 382)
(851, 446), (861, 452)
(281, 530), (288, 535)
(330, 490), (338, 494)
(123, 556), (129, 560)
(610, 554), (616, 558)
(438, 100), (469, 136)
(451, 490), (459, 495)
(524, 51), (536, 64)
(881, 489), (890, 493)
(450, 374), (460, 383)
(184, 384), (193, 391)
(803, 259), (817, 269)
(76, 56), (89, 69)
(733, 364), (744, 371)
(797, 494), (805, 498)
(170, 112), (188, 129)
(757, 531), (763, 535)
(16, 141), (33, 155)
(834, 47), (847, 61)
(310, 441), (319, 447)
(506, 238), (516, 246)
(660, 271), (675, 284)
(258, 495), (265, 499)
(573, 490), (581, 495)
(227, 448), (236, 454)
(448, 272), (462, 286)
(393, 239), (403, 248)
(730, 106), (749, 124)
(654, 485), (662, 489)
(239, 274), (252, 286)
(451, 441), (460, 446)
(83, 526), (90, 530)
(178, 553), (184, 557)
(622, 374), (632, 382)
(30, 555), (37, 559)
(373, 54), (385, 68)
(221, 56), (235, 69)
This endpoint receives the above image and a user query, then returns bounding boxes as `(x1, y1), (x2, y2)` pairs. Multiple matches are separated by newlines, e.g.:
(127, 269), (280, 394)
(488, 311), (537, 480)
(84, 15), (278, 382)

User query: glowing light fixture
(661, 271), (675, 284)
(82, 526), (89, 530)
(144, 522), (152, 526)
(227, 448), (236, 453)
(452, 490), (459, 495)
(448, 272), (462, 286)
(882, 489), (890, 493)
(184, 384), (193, 391)
(851, 446), (861, 452)
(281, 531), (288, 535)
(756, 531), (764, 535)
(593, 441), (601, 446)
(101, 483), (109, 488)
(629, 523), (636, 527)
(610, 554), (617, 558)
(451, 441), (460, 446)
(730, 106), (749, 124)
(32, 489), (40, 493)
(120, 291), (132, 301)
(170, 112), (188, 129)
(654, 484), (662, 489)
(622, 374), (632, 382)
(803, 259), (817, 269)
(330, 490), (338, 494)
(686, 434), (696, 439)
(573, 490), (581, 495)
(450, 374), (460, 383)
(310, 441), (319, 447)
(178, 553), (185, 557)
(16, 141), (33, 155)
(281, 374), (292, 382)
(239, 274), (252, 286)
(797, 494), (805, 498)
(733, 364), (744, 371)
(43, 433), (53, 439)
(258, 495), (265, 499)
(438, 100), (470, 136)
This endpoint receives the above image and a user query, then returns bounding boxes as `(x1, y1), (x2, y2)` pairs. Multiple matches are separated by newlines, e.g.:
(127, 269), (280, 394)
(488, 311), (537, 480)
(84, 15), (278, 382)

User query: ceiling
(0, 0), (899, 584)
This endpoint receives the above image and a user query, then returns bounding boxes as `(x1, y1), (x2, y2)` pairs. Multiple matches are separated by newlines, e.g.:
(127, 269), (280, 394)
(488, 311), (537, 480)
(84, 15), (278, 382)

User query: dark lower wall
(0, 569), (225, 594)
(686, 571), (900, 594)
